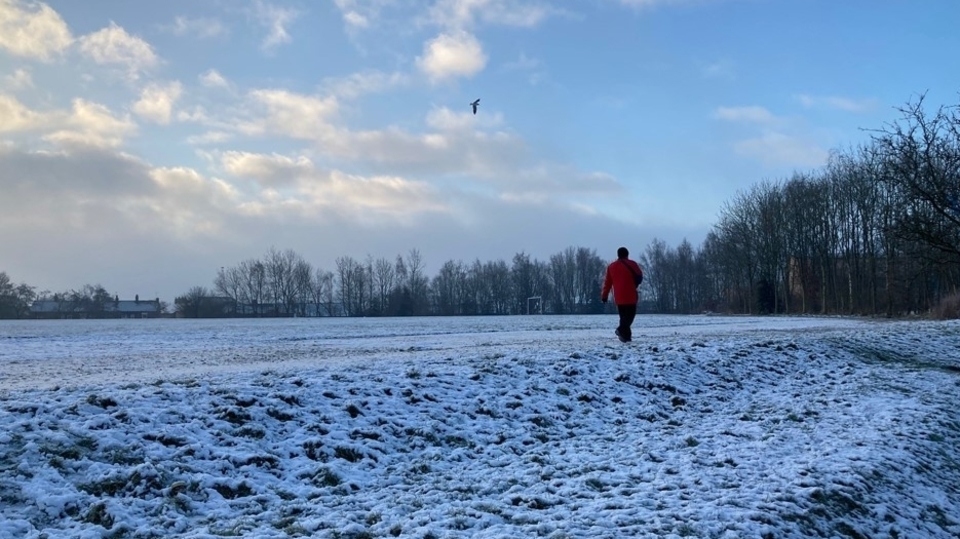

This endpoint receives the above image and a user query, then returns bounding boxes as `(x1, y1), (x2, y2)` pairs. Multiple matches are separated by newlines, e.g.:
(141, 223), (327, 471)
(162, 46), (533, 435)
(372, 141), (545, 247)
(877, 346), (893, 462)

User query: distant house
(30, 295), (162, 319)
(109, 297), (163, 319)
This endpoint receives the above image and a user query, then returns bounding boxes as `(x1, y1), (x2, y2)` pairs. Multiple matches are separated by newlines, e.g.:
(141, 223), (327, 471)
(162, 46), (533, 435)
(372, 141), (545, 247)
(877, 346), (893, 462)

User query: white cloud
(253, 0), (301, 50)
(0, 94), (135, 148)
(428, 0), (556, 29)
(199, 69), (230, 89)
(4, 68), (33, 89)
(168, 16), (227, 39)
(221, 151), (312, 188)
(321, 70), (408, 99)
(426, 106), (502, 131)
(333, 0), (369, 29)
(242, 89), (340, 140)
(417, 31), (487, 83)
(796, 94), (879, 113)
(44, 98), (137, 149)
(133, 81), (183, 125)
(78, 22), (159, 79)
(0, 0), (73, 60)
(342, 10), (369, 28)
(185, 131), (232, 145)
(0, 93), (45, 132)
(310, 170), (450, 222)
(331, 0), (396, 31)
(712, 106), (777, 124)
(733, 131), (829, 168)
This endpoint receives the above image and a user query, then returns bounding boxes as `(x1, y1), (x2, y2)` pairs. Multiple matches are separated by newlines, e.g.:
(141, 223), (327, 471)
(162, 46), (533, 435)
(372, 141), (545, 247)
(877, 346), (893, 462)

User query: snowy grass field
(1, 315), (959, 539)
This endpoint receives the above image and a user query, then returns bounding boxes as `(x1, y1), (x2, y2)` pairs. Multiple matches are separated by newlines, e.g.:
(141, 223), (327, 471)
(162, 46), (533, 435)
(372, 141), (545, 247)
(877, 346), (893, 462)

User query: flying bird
(470, 98), (480, 114)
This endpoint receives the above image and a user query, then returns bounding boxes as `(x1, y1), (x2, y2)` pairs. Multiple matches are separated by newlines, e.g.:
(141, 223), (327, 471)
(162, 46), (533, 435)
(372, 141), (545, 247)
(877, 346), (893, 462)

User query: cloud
(321, 70), (408, 99)
(332, 0), (375, 29)
(216, 150), (451, 224)
(132, 81), (183, 124)
(4, 68), (33, 90)
(702, 59), (734, 80)
(167, 15), (227, 39)
(229, 88), (616, 204)
(712, 106), (777, 124)
(242, 89), (340, 140)
(425, 106), (502, 131)
(427, 0), (556, 29)
(0, 144), (152, 201)
(503, 52), (540, 71)
(733, 131), (829, 168)
(0, 94), (135, 147)
(0, 0), (73, 60)
(417, 31), (487, 82)
(796, 94), (879, 113)
(221, 151), (312, 188)
(0, 93), (45, 132)
(46, 99), (137, 149)
(199, 69), (230, 89)
(185, 131), (233, 145)
(253, 0), (301, 50)
(78, 22), (159, 79)
(617, 0), (702, 8)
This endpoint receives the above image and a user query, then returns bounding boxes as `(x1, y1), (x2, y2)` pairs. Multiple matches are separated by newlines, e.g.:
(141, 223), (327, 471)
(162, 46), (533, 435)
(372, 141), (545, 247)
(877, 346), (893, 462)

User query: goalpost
(526, 296), (543, 315)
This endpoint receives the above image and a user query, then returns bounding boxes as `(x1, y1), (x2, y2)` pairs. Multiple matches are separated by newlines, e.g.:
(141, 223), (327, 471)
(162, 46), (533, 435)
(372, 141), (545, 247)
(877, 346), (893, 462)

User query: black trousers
(617, 303), (637, 340)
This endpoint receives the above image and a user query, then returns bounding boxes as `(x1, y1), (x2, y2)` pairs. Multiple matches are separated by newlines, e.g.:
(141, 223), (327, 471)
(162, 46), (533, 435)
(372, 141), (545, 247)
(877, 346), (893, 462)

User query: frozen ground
(1, 315), (959, 538)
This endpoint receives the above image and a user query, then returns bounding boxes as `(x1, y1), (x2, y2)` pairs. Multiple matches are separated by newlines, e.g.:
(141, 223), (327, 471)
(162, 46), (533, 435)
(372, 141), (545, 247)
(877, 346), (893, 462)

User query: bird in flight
(470, 98), (480, 114)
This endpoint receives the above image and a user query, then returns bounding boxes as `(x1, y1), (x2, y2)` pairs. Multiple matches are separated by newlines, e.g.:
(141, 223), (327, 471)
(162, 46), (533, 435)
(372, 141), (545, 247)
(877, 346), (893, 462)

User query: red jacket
(602, 258), (643, 305)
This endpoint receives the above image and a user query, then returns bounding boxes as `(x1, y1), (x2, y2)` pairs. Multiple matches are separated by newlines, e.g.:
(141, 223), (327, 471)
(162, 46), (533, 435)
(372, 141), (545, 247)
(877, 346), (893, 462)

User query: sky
(2, 316), (959, 537)
(2, 0), (960, 303)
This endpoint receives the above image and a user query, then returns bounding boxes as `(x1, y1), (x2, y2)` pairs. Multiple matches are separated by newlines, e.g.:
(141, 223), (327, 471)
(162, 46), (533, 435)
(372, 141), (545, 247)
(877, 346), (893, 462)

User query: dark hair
(617, 247), (629, 258)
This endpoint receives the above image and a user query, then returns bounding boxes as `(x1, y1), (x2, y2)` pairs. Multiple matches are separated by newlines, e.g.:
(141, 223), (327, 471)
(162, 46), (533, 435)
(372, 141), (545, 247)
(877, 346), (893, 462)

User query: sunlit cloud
(0, 0), (73, 60)
(78, 22), (159, 79)
(199, 69), (230, 89)
(132, 81), (183, 125)
(417, 31), (487, 82)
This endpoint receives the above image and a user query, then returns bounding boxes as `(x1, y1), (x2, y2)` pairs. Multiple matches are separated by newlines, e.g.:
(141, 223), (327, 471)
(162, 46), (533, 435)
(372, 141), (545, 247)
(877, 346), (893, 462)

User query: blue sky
(2, 0), (959, 302)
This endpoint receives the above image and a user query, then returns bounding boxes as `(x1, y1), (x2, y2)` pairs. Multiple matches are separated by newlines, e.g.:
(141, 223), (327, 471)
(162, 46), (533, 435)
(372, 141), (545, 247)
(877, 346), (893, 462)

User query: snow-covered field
(1, 315), (959, 539)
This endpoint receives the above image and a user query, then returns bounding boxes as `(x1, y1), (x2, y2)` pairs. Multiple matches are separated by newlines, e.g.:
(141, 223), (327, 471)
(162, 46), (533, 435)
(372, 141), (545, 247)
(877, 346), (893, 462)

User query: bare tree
(175, 286), (209, 318)
(372, 257), (395, 315)
(872, 94), (960, 263)
(0, 272), (36, 319)
(432, 260), (467, 315)
(312, 268), (336, 316)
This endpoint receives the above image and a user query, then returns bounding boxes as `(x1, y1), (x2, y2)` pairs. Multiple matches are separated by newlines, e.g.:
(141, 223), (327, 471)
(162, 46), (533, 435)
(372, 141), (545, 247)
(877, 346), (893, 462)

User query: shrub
(931, 292), (960, 320)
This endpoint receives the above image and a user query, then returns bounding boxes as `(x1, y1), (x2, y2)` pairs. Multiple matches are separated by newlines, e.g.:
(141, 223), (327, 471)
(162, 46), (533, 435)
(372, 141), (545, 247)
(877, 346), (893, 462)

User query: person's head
(617, 247), (629, 259)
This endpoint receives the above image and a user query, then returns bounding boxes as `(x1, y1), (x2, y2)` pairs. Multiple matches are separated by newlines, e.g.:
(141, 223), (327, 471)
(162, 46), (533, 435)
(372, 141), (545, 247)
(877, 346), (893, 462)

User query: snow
(1, 314), (959, 539)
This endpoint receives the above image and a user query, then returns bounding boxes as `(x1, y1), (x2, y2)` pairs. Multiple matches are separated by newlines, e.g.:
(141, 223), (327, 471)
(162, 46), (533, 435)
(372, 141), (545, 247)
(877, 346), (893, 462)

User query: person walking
(601, 246), (643, 342)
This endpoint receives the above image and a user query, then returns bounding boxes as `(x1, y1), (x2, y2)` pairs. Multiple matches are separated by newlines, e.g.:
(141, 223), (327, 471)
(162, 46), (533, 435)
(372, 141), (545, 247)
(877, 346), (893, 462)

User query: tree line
(173, 246), (610, 318)
(639, 94), (960, 317)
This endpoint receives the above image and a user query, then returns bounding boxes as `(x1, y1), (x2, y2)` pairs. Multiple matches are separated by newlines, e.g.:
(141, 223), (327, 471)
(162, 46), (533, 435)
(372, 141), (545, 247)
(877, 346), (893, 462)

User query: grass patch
(334, 446), (365, 462)
(213, 482), (254, 500)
